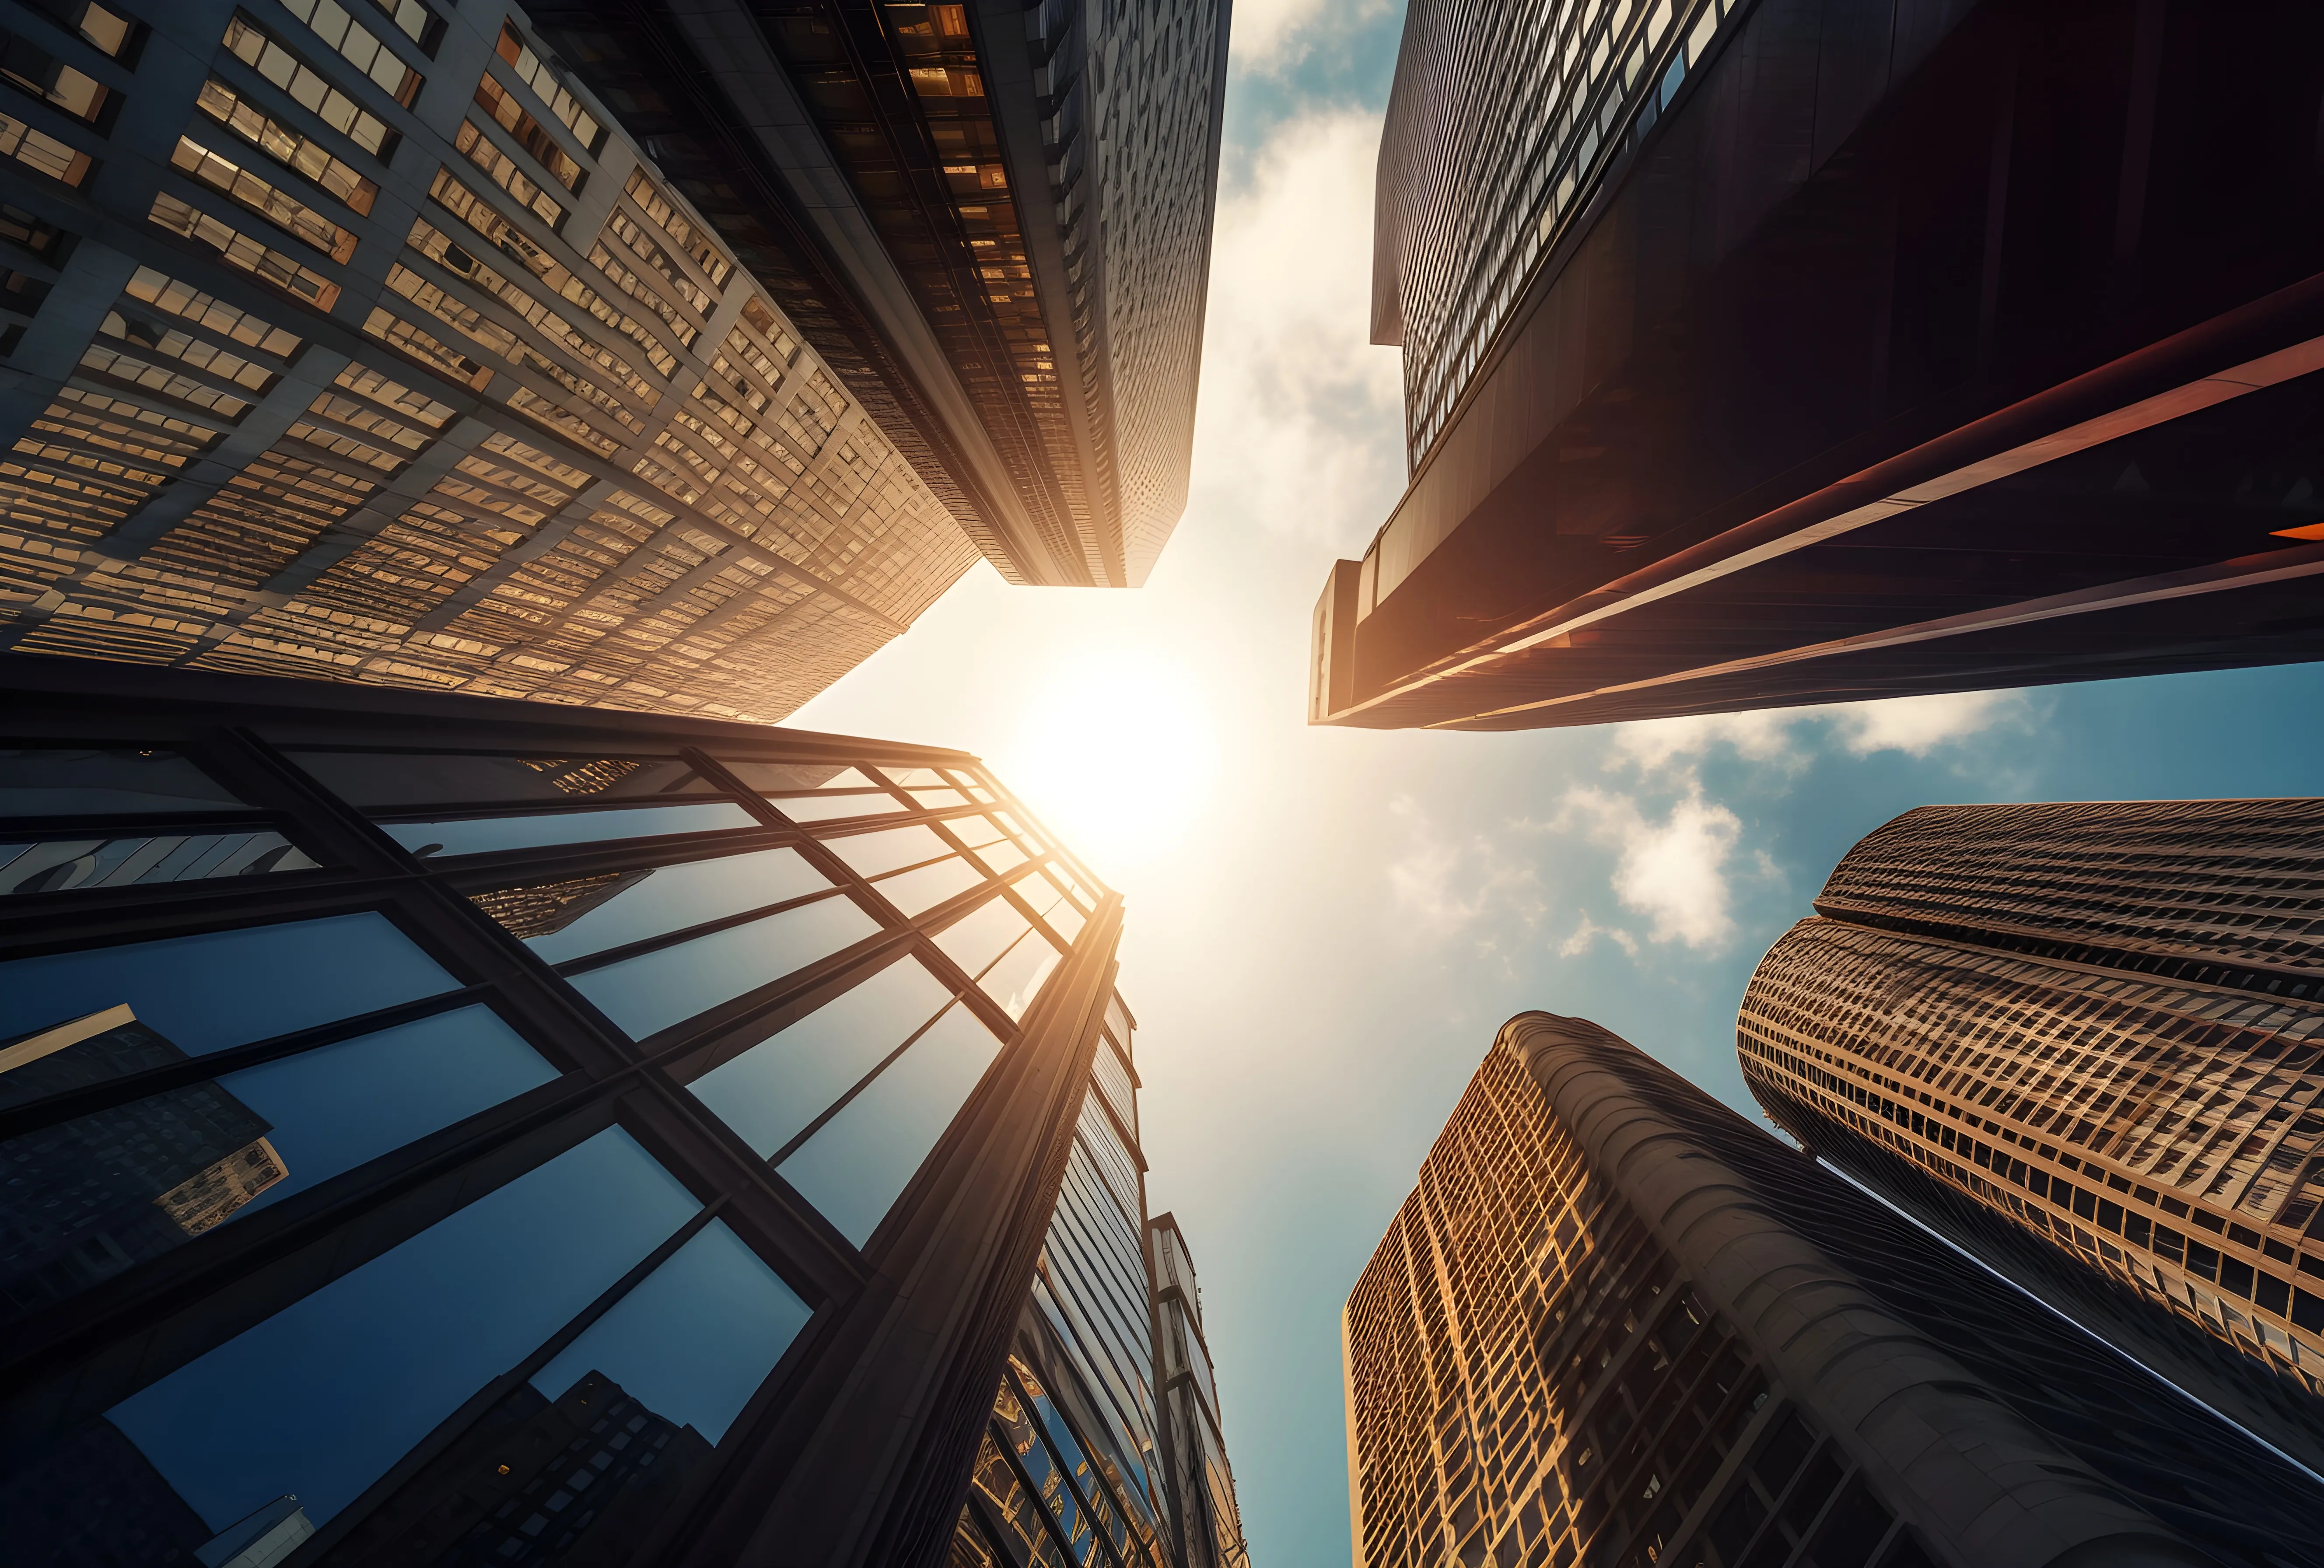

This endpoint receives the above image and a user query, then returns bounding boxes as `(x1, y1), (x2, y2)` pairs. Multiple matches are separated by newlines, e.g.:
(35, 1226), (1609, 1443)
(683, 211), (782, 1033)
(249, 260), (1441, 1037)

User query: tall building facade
(0, 653), (1243, 1568)
(0, 0), (1225, 727)
(1738, 798), (2324, 1473)
(1344, 1012), (2324, 1568)
(1313, 0), (2324, 731)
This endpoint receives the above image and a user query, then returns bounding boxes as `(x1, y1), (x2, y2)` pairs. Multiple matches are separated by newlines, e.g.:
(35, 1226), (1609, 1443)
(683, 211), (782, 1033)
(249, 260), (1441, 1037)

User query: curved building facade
(1739, 798), (2324, 1469)
(1343, 1011), (2324, 1568)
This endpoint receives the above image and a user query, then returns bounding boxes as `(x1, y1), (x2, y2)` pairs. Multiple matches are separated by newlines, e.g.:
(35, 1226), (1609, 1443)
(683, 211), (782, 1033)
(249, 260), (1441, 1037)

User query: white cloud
(1386, 795), (1543, 941)
(1191, 109), (1404, 549)
(1557, 913), (1638, 959)
(1558, 788), (1745, 949)
(1828, 690), (2027, 756)
(1609, 710), (1802, 773)
(1230, 0), (1395, 74)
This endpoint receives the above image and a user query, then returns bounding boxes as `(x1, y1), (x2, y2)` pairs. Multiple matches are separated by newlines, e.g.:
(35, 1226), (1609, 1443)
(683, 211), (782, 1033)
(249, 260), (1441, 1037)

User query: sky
(791, 4), (2324, 1563)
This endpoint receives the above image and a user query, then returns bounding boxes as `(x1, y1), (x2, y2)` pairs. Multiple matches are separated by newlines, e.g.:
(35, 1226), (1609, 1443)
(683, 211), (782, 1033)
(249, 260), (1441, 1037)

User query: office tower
(1149, 1212), (1252, 1568)
(1738, 798), (2324, 1472)
(1344, 1012), (2324, 1568)
(1312, 0), (2324, 731)
(0, 0), (1225, 724)
(0, 653), (1243, 1568)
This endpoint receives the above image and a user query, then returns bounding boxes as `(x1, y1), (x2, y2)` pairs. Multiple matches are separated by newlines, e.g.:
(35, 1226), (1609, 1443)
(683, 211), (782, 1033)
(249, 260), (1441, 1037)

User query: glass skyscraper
(1343, 1011), (2324, 1568)
(0, 0), (1225, 722)
(1312, 0), (2324, 732)
(1738, 797), (2324, 1476)
(0, 651), (1244, 1568)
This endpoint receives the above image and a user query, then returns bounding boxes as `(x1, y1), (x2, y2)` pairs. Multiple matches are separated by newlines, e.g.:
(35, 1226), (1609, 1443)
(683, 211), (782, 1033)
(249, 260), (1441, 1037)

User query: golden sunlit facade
(1739, 800), (2324, 1412)
(1343, 1012), (2324, 1568)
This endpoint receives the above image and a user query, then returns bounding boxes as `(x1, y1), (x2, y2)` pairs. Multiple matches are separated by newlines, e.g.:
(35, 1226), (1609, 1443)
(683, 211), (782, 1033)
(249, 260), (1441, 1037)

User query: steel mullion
(551, 885), (863, 978)
(428, 822), (808, 888)
(1001, 1362), (1146, 1568)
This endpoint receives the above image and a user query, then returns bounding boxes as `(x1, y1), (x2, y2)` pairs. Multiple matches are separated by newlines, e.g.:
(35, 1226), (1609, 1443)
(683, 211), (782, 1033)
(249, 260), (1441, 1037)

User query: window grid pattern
(0, 3), (980, 724)
(1379, 0), (1737, 471)
(1740, 798), (2324, 1396)
(0, 676), (1134, 1564)
(1340, 1041), (1880, 1568)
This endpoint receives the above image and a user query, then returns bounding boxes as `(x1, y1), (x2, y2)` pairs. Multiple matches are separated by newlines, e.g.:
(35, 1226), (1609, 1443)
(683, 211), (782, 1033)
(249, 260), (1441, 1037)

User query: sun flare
(999, 654), (1218, 883)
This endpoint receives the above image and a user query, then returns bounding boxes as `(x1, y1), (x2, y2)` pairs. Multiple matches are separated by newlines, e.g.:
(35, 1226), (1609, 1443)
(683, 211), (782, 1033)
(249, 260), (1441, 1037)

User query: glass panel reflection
(689, 956), (958, 1158)
(572, 896), (881, 1040)
(0, 830), (318, 897)
(290, 752), (718, 810)
(388, 802), (757, 859)
(934, 899), (1063, 1022)
(724, 763), (907, 822)
(532, 1220), (811, 1442)
(871, 855), (986, 916)
(473, 847), (831, 964)
(0, 1006), (555, 1323)
(776, 999), (1004, 1246)
(95, 1130), (700, 1541)
(821, 822), (952, 877)
(0, 913), (456, 1054)
(0, 747), (245, 815)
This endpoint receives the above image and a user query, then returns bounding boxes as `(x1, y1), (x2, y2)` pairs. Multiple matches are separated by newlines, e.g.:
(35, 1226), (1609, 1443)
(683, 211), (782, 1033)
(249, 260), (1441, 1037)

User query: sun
(996, 653), (1218, 884)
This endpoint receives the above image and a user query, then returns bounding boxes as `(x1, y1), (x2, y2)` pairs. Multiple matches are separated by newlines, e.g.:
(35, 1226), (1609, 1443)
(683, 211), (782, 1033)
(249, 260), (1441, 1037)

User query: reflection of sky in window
(983, 930), (1062, 1021)
(777, 1001), (1004, 1246)
(109, 1129), (700, 1530)
(513, 846), (830, 964)
(0, 749), (244, 816)
(870, 854), (985, 914)
(688, 955), (955, 1158)
(386, 802), (755, 857)
(0, 913), (454, 1051)
(932, 895), (1029, 977)
(571, 896), (881, 1039)
(533, 1220), (811, 1442)
(820, 822), (950, 877)
(217, 1006), (557, 1217)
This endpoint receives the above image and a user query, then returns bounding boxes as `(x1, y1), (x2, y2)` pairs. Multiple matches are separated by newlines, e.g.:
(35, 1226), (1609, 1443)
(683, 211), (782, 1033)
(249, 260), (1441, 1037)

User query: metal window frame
(0, 652), (1121, 1568)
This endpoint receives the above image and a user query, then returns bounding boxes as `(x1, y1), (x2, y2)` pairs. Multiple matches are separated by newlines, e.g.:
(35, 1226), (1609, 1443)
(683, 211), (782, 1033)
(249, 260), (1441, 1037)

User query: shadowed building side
(1314, 0), (2324, 731)
(1343, 1009), (2324, 1568)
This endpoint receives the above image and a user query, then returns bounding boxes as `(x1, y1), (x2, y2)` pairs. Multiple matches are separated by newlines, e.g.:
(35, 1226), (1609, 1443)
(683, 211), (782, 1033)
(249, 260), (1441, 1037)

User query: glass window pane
(101, 1129), (700, 1536)
(472, 847), (831, 963)
(1092, 1038), (1135, 1139)
(387, 802), (757, 858)
(774, 792), (907, 823)
(688, 956), (956, 1158)
(776, 1000), (1005, 1246)
(0, 1006), (555, 1323)
(721, 761), (874, 793)
(0, 830), (319, 897)
(0, 913), (455, 1056)
(0, 747), (245, 815)
(870, 854), (986, 916)
(819, 822), (950, 878)
(1021, 872), (1086, 944)
(571, 896), (882, 1040)
(290, 752), (718, 810)
(882, 768), (951, 788)
(533, 1219), (811, 1443)
(931, 896), (1029, 981)
(981, 931), (1063, 1022)
(906, 788), (967, 808)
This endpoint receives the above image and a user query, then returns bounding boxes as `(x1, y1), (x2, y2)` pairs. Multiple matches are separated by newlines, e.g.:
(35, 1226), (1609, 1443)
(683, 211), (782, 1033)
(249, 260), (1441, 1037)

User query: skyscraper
(1311, 0), (2324, 732)
(1343, 1011), (2324, 1568)
(1738, 798), (2324, 1474)
(0, 0), (1225, 721)
(0, 652), (1243, 1568)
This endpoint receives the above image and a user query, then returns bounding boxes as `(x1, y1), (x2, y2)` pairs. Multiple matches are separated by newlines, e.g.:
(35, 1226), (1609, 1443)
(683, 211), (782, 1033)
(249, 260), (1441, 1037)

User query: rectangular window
(0, 107), (88, 185)
(570, 893), (880, 1041)
(0, 27), (110, 122)
(2256, 1271), (2291, 1316)
(171, 136), (358, 262)
(2096, 1199), (2123, 1235)
(2185, 1241), (2220, 1281)
(475, 845), (830, 964)
(473, 72), (584, 191)
(495, 22), (602, 152)
(194, 78), (378, 215)
(220, 15), (397, 158)
(273, 0), (424, 106)
(147, 192), (340, 311)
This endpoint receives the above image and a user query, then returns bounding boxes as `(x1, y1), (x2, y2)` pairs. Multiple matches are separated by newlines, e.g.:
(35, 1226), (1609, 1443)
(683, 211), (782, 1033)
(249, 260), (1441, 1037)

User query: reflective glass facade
(0, 653), (1239, 1568)
(1317, 0), (2324, 733)
(1149, 1214), (1250, 1568)
(1344, 1012), (2324, 1568)
(1739, 798), (2324, 1468)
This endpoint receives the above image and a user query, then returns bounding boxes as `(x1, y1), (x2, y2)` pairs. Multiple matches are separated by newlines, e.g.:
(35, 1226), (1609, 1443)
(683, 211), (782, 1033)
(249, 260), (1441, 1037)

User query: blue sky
(792, 4), (2324, 1562)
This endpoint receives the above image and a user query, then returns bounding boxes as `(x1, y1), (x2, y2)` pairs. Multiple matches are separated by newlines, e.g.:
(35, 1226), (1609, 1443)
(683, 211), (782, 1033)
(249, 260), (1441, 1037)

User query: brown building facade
(1343, 1011), (2324, 1568)
(1739, 798), (2324, 1470)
